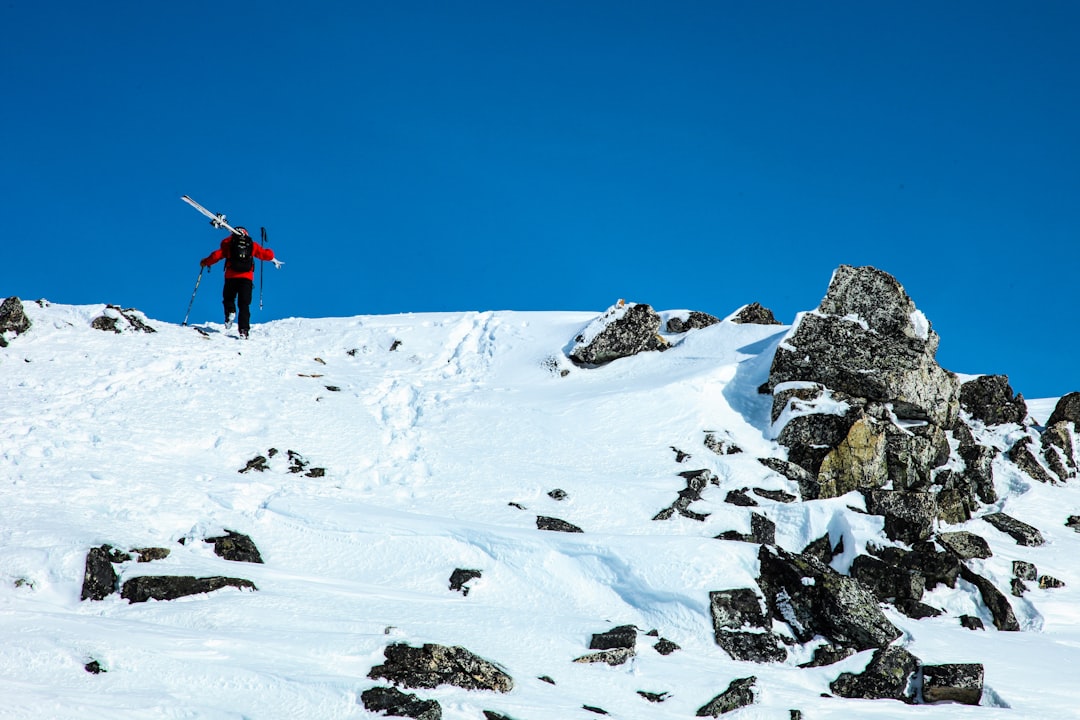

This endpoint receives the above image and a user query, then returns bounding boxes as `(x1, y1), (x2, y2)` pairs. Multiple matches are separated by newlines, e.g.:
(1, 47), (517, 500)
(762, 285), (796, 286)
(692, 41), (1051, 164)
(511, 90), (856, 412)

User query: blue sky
(3, 2), (1078, 398)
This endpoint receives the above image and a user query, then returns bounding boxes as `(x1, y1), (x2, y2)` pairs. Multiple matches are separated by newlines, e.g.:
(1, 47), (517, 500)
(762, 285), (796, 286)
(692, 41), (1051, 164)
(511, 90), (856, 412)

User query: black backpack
(228, 233), (254, 273)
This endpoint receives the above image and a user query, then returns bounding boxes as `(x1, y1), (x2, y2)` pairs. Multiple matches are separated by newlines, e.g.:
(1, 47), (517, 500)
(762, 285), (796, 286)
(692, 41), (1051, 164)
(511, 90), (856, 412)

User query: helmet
(234, 226), (248, 236)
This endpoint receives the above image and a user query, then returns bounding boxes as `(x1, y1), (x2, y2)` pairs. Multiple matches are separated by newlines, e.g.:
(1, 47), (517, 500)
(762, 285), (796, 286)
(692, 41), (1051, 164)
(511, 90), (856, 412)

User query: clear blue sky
(3, 2), (1078, 399)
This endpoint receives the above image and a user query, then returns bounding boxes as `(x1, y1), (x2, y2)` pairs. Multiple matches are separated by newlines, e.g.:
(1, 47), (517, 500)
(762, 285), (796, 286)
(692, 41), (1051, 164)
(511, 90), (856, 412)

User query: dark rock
(864, 490), (937, 544)
(482, 712), (518, 720)
(960, 615), (985, 631)
(696, 676), (758, 717)
(582, 705), (608, 715)
(776, 411), (859, 480)
(654, 469), (718, 521)
(1041, 422), (1077, 481)
(91, 306), (156, 334)
(547, 488), (568, 500)
(959, 375), (1027, 426)
(121, 575), (256, 603)
(884, 421), (950, 492)
(758, 457), (820, 501)
(569, 303), (669, 366)
(449, 568), (482, 595)
(0, 296), (31, 346)
(671, 446), (691, 463)
(1047, 392), (1080, 428)
(653, 638), (680, 655)
(756, 545), (901, 651)
(849, 554), (924, 602)
(1068, 515), (1080, 532)
(731, 302), (780, 325)
(955, 434), (999, 505)
(1012, 561), (1037, 581)
(715, 513), (775, 545)
(710, 589), (768, 631)
(667, 311), (720, 333)
(205, 530), (263, 563)
(1011, 578), (1028, 597)
(369, 644), (513, 693)
(829, 646), (921, 702)
(80, 545), (121, 601)
(868, 544), (959, 591)
(715, 631), (788, 663)
(800, 533), (840, 565)
(724, 489), (758, 507)
(84, 660), (106, 674)
(922, 663), (984, 705)
(982, 512), (1045, 546)
(767, 265), (959, 427)
(1008, 436), (1056, 484)
(589, 625), (636, 650)
(959, 565), (1019, 631)
(536, 516), (583, 533)
(937, 531), (992, 560)
(361, 686), (441, 720)
(798, 644), (856, 668)
(893, 599), (943, 619)
(1039, 575), (1065, 589)
(752, 488), (797, 503)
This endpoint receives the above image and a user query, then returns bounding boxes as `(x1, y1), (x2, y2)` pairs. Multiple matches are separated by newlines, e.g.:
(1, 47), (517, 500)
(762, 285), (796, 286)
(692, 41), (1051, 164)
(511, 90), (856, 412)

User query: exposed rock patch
(205, 531), (263, 563)
(829, 646), (920, 702)
(368, 643), (513, 693)
(568, 302), (668, 366)
(361, 686), (441, 720)
(696, 676), (758, 717)
(666, 311), (720, 333)
(0, 296), (31, 346)
(121, 575), (257, 603)
(959, 375), (1027, 426)
(91, 305), (156, 334)
(731, 302), (780, 325)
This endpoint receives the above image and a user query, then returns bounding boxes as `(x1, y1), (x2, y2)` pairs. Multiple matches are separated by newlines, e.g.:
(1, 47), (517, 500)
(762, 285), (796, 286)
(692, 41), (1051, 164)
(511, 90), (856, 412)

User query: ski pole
(182, 266), (205, 326)
(260, 226), (268, 310)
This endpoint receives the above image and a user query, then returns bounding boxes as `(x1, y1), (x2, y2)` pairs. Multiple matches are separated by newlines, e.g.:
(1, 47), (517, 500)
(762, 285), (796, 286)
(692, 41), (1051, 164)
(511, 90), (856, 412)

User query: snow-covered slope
(2, 301), (1080, 719)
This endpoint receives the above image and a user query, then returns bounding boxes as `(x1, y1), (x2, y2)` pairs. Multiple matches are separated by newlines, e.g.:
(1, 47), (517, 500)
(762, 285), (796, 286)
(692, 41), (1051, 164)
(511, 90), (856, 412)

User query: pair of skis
(181, 195), (272, 326)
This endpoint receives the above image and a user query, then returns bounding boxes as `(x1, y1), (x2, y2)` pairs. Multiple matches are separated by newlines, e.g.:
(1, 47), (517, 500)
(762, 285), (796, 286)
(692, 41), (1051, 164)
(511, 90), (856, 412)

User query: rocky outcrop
(767, 265), (959, 427)
(536, 516), (583, 533)
(653, 469), (718, 521)
(959, 375), (1027, 426)
(91, 305), (156, 334)
(205, 531), (264, 563)
(709, 589), (788, 663)
(981, 511), (1045, 546)
(361, 686), (441, 720)
(121, 575), (257, 603)
(696, 676), (758, 717)
(0, 296), (31, 347)
(368, 643), (513, 693)
(958, 565), (1019, 631)
(756, 545), (901, 651)
(81, 545), (125, 601)
(568, 302), (668, 366)
(449, 568), (482, 595)
(829, 646), (920, 702)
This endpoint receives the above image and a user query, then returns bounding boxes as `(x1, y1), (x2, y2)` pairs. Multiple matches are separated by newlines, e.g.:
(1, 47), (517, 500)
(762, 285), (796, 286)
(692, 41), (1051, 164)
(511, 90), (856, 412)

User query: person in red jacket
(200, 226), (276, 338)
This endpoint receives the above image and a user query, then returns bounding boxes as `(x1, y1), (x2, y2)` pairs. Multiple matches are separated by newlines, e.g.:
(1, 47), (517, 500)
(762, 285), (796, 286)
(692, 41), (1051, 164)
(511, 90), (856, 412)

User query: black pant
(222, 278), (254, 333)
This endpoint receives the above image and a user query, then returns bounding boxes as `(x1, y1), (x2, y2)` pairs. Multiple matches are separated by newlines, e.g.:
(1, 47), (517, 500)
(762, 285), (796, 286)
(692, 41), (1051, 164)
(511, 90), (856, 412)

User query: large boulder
(0, 296), (31, 347)
(767, 265), (959, 427)
(756, 545), (901, 651)
(568, 302), (668, 366)
(959, 375), (1027, 426)
(120, 575), (256, 603)
(1047, 392), (1080, 428)
(368, 643), (513, 693)
(361, 686), (441, 720)
(731, 302), (780, 325)
(696, 676), (758, 717)
(829, 646), (921, 702)
(666, 311), (720, 333)
(709, 589), (788, 663)
(922, 663), (984, 705)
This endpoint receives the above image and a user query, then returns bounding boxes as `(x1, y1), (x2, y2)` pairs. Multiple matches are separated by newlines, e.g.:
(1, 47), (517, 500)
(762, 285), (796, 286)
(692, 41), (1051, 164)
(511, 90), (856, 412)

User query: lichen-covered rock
(361, 686), (441, 720)
(709, 589), (789, 662)
(922, 663), (984, 705)
(1042, 422), (1078, 481)
(120, 575), (256, 603)
(90, 305), (156, 334)
(1008, 436), (1057, 484)
(0, 296), (31, 347)
(982, 512), (1045, 546)
(368, 643), (513, 693)
(205, 530), (263, 563)
(756, 545), (901, 651)
(80, 545), (121, 601)
(767, 265), (959, 427)
(1047, 392), (1080, 427)
(849, 554), (925, 603)
(696, 676), (758, 717)
(829, 646), (921, 702)
(958, 565), (1019, 631)
(817, 416), (889, 499)
(863, 490), (937, 544)
(568, 302), (668, 366)
(959, 375), (1027, 426)
(937, 531), (992, 560)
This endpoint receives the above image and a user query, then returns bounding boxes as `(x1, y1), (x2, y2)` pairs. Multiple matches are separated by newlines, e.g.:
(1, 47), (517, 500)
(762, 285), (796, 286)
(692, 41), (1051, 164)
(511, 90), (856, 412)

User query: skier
(200, 226), (277, 338)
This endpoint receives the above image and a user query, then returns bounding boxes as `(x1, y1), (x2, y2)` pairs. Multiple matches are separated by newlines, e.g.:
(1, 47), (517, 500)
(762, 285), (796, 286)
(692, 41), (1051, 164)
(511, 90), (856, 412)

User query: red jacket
(202, 235), (275, 280)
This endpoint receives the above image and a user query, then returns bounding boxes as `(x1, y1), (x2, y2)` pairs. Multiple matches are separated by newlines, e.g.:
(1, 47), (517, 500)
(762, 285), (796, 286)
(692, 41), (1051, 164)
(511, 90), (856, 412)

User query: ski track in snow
(1, 301), (1080, 719)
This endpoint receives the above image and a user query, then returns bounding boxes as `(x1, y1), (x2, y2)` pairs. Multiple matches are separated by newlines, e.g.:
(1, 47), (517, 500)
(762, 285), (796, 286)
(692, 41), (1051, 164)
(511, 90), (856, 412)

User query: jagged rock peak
(818, 264), (931, 340)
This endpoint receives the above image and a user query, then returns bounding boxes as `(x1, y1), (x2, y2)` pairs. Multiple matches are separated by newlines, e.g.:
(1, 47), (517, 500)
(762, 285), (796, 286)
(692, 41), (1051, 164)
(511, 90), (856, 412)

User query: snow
(2, 300), (1080, 719)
